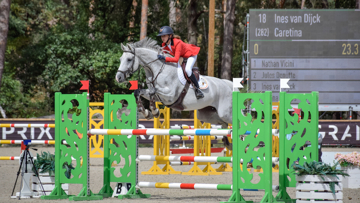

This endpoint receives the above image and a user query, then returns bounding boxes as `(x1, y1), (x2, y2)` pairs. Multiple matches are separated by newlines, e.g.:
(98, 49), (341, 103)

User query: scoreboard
(249, 10), (360, 111)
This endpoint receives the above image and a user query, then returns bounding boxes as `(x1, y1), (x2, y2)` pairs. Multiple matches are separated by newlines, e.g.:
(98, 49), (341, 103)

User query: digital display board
(249, 10), (360, 110)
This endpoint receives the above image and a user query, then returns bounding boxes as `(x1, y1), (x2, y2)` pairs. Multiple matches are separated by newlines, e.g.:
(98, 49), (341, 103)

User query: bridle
(119, 48), (166, 89)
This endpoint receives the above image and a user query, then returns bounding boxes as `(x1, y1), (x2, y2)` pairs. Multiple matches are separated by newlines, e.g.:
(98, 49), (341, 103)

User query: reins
(120, 48), (166, 89)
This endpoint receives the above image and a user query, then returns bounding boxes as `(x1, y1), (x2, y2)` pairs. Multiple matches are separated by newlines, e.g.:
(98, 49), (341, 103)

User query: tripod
(11, 142), (46, 199)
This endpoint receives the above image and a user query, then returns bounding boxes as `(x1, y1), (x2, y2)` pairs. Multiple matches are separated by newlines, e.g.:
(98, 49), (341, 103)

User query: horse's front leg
(149, 95), (160, 118)
(145, 86), (160, 118)
(135, 89), (152, 119)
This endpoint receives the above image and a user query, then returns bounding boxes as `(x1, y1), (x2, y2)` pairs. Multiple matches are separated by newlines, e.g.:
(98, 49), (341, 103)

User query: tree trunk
(217, 0), (226, 78)
(128, 0), (137, 40)
(169, 0), (176, 28)
(279, 0), (287, 8)
(220, 0), (235, 80)
(0, 0), (11, 89)
(301, 0), (305, 8)
(187, 0), (197, 45)
(140, 0), (148, 40)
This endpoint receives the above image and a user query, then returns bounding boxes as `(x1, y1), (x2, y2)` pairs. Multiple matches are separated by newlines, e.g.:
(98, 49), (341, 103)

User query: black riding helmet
(157, 26), (173, 36)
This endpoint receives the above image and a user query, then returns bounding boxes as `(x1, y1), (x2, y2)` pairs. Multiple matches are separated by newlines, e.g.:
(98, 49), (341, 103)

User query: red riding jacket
(162, 38), (200, 63)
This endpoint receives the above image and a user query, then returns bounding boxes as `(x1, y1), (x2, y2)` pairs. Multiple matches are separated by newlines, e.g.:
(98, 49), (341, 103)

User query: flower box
(341, 166), (360, 189)
(32, 173), (68, 197)
(296, 175), (343, 203)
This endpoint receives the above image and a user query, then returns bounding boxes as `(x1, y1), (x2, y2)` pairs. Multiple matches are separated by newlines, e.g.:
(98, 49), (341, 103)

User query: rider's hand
(157, 55), (166, 61)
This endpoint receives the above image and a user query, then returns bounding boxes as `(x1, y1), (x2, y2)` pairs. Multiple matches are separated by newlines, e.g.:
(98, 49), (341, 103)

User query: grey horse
(115, 38), (233, 131)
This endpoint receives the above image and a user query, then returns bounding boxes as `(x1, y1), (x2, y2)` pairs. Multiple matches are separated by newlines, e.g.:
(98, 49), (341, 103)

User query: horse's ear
(121, 43), (129, 52)
(127, 44), (134, 52)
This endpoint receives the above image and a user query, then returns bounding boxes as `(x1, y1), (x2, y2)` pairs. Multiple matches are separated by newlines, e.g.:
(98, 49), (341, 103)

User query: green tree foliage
(1, 0), (358, 118)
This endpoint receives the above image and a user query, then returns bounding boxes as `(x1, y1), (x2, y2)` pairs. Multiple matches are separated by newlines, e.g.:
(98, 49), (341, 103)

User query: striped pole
(137, 182), (279, 191)
(0, 140), (68, 145)
(0, 140), (56, 145)
(138, 182), (232, 190)
(170, 135), (224, 141)
(169, 161), (195, 165)
(0, 156), (77, 161)
(0, 124), (55, 128)
(0, 156), (20, 160)
(88, 129), (232, 136)
(240, 157), (279, 163)
(138, 155), (232, 163)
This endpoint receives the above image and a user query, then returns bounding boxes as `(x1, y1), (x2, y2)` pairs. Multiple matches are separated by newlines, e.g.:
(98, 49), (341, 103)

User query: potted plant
(292, 161), (349, 203)
(31, 151), (74, 196)
(335, 151), (360, 189)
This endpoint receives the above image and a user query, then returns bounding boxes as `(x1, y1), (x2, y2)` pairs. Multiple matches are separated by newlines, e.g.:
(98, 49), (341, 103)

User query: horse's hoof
(144, 109), (153, 120)
(152, 109), (160, 118)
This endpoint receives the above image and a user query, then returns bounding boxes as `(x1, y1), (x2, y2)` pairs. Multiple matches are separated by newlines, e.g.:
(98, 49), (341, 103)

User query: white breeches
(183, 55), (197, 77)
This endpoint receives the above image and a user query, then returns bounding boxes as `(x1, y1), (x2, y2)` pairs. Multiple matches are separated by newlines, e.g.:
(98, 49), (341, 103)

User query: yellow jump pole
(142, 103), (181, 175)
(89, 102), (105, 158)
(182, 110), (221, 175)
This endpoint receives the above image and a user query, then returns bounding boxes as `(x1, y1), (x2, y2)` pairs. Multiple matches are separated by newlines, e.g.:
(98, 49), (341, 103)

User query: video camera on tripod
(11, 140), (46, 199)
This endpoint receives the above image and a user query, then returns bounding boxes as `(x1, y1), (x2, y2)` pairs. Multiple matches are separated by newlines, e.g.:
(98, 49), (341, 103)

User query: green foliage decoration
(32, 151), (75, 179)
(292, 161), (349, 194)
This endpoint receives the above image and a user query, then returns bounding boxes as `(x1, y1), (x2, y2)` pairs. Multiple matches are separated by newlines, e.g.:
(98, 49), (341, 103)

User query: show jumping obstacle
(42, 91), (319, 202)
(0, 124), (55, 128)
(0, 140), (55, 144)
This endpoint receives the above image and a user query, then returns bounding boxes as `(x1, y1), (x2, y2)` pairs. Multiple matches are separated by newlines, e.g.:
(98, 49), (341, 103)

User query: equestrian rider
(156, 26), (204, 99)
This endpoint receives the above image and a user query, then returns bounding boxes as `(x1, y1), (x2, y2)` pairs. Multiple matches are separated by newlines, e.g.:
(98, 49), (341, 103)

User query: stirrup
(195, 89), (204, 99)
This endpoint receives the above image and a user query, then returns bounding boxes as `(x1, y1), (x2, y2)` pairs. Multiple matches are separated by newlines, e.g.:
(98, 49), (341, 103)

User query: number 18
(259, 14), (266, 23)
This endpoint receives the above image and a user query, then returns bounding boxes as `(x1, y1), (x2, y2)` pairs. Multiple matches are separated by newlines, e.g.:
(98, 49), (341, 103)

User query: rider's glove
(157, 55), (166, 61)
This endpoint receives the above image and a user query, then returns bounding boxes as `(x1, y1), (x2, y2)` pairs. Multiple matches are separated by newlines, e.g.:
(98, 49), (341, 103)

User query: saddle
(165, 58), (200, 111)
(181, 58), (200, 83)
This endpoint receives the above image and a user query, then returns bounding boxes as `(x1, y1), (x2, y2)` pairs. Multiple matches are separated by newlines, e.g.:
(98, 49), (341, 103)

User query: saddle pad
(177, 67), (209, 89)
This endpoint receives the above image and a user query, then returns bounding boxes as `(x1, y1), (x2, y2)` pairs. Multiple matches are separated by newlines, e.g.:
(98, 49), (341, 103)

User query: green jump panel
(276, 91), (319, 203)
(99, 93), (149, 199)
(223, 91), (275, 203)
(42, 92), (102, 201)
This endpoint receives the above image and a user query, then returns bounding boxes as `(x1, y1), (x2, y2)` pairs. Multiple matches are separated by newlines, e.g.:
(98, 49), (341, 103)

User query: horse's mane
(128, 37), (161, 52)
(125, 37), (172, 57)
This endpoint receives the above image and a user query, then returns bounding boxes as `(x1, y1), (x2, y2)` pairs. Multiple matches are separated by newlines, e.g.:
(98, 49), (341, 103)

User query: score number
(342, 43), (358, 55)
(254, 43), (258, 55)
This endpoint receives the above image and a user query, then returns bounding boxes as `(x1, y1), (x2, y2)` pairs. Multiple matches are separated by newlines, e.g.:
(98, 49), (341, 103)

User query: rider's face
(161, 35), (170, 44)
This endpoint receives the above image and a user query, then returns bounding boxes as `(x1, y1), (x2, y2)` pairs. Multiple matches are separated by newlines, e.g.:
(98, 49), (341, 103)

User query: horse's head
(116, 43), (140, 83)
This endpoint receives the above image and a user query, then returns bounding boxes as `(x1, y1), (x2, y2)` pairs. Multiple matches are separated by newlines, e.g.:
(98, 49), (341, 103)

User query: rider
(156, 26), (204, 99)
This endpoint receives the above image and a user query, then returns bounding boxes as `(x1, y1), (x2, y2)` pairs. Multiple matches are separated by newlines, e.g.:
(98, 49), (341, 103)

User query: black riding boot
(189, 73), (204, 99)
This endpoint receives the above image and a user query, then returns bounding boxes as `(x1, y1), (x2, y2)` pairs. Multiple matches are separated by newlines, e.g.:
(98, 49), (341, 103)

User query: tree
(0, 0), (11, 89)
(169, 0), (176, 27)
(187, 0), (206, 45)
(221, 0), (236, 80)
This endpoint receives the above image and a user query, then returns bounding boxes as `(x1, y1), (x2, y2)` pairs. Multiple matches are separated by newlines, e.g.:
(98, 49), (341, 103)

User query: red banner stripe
(180, 183), (195, 189)
(11, 124), (15, 127)
(132, 129), (147, 135)
(44, 124), (48, 128)
(11, 157), (15, 160)
(11, 140), (15, 144)
(180, 156), (195, 162)
(45, 140), (49, 144)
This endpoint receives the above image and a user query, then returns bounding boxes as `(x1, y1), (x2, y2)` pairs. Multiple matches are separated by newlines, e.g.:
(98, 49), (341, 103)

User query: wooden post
(207, 0), (215, 77)
(140, 0), (148, 40)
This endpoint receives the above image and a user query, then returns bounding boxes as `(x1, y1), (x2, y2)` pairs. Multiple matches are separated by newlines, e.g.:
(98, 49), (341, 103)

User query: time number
(342, 43), (358, 55)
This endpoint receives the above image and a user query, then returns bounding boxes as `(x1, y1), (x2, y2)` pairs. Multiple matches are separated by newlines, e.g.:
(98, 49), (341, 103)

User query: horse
(115, 38), (233, 133)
